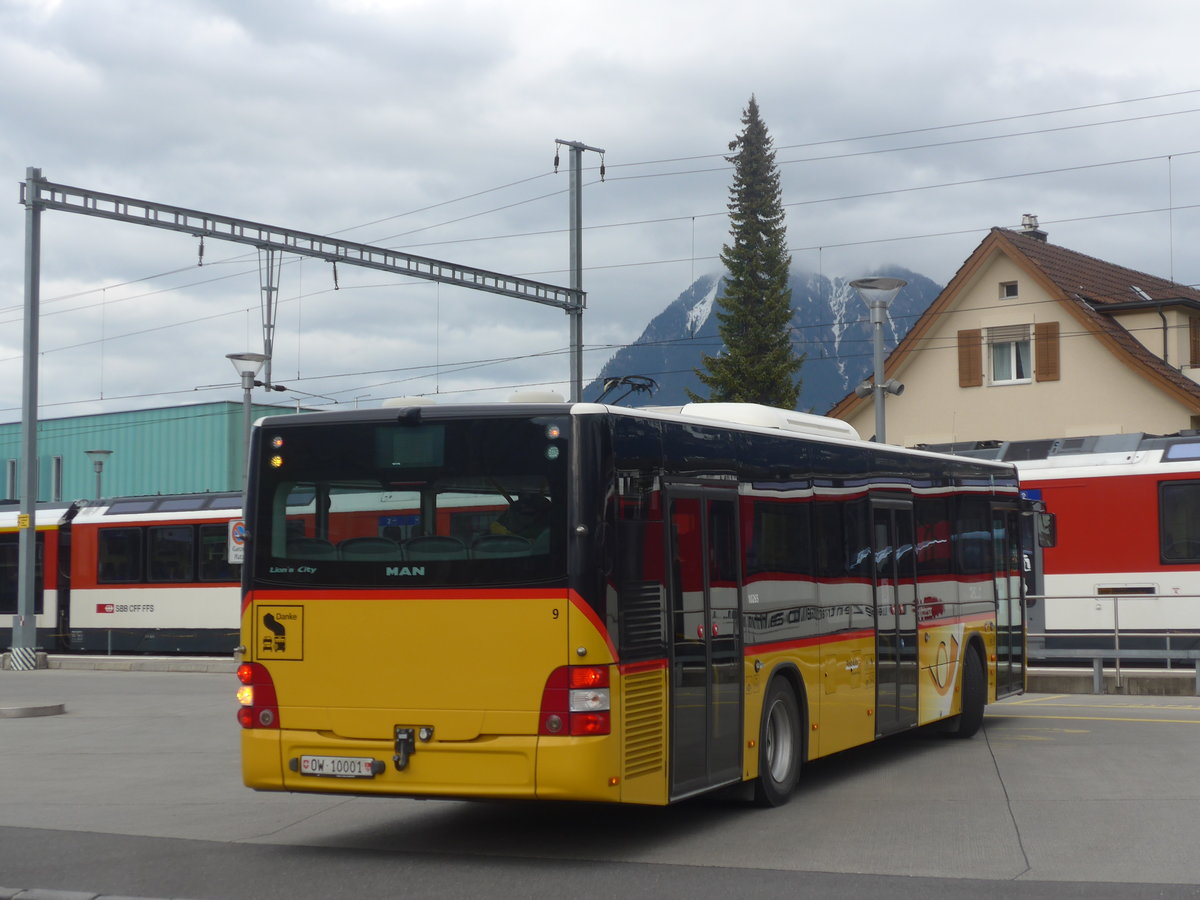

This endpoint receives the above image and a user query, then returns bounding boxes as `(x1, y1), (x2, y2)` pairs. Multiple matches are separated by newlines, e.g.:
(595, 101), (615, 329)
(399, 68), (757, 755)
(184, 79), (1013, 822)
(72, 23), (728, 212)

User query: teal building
(1, 401), (302, 502)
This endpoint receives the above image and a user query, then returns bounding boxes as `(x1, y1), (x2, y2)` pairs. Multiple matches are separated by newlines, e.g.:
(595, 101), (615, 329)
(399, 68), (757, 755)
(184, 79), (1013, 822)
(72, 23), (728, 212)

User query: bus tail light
(236, 662), (280, 729)
(539, 665), (611, 736)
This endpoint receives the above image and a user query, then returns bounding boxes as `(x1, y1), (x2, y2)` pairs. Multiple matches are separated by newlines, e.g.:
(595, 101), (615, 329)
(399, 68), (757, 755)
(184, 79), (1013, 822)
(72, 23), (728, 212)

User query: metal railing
(1026, 591), (1200, 693)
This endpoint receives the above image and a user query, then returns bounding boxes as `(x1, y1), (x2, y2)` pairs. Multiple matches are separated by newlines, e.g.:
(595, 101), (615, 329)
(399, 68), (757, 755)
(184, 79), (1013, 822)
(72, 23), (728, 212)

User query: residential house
(828, 217), (1200, 446)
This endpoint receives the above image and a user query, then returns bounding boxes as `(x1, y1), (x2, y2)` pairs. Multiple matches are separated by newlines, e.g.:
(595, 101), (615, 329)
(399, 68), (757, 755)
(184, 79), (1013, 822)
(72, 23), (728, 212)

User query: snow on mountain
(586, 267), (942, 414)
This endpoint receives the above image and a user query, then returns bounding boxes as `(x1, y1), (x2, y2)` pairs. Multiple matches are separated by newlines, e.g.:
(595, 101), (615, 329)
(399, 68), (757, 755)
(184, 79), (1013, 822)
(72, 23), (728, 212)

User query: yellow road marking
(1001, 694), (1070, 705)
(998, 700), (1200, 712)
(987, 712), (1200, 725)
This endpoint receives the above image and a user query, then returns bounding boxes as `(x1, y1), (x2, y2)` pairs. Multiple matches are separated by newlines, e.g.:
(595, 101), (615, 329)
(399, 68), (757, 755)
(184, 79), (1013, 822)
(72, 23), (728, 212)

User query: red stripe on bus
(248, 587), (568, 602)
(746, 628), (875, 656)
(619, 658), (667, 675)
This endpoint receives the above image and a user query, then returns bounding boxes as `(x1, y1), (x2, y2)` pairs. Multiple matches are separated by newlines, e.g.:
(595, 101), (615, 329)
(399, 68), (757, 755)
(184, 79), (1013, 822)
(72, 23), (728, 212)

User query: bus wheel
(942, 645), (986, 739)
(753, 678), (802, 807)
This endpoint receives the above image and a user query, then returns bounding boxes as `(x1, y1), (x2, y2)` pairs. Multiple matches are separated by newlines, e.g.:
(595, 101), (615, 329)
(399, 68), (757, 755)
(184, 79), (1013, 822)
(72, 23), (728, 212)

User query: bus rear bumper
(243, 728), (626, 802)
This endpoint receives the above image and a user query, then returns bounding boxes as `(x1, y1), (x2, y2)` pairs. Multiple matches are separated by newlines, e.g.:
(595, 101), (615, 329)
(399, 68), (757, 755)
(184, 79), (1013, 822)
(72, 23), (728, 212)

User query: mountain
(585, 267), (943, 414)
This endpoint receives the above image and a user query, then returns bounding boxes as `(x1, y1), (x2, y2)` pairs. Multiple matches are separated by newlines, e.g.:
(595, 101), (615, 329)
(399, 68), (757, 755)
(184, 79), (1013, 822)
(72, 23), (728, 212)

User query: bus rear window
(250, 416), (567, 588)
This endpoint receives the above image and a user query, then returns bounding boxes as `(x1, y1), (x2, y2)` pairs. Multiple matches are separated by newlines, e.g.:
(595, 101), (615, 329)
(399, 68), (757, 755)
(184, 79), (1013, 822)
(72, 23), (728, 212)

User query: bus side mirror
(1036, 512), (1057, 549)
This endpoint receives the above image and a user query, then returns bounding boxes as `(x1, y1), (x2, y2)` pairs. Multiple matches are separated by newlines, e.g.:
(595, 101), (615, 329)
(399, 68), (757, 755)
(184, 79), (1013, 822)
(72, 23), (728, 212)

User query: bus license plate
(298, 755), (377, 778)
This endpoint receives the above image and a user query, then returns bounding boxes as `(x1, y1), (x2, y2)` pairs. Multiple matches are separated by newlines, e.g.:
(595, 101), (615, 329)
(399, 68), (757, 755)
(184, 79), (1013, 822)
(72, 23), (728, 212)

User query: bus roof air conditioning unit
(679, 403), (860, 441)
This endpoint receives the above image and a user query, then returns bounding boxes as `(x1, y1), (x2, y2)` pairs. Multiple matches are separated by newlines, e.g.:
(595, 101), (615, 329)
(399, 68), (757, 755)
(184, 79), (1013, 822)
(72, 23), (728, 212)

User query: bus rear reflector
(539, 666), (611, 736)
(236, 662), (280, 730)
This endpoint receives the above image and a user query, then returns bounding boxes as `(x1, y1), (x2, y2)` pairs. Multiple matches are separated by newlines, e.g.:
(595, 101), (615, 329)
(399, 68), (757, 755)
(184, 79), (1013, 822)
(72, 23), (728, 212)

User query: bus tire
(942, 644), (986, 739)
(753, 677), (802, 807)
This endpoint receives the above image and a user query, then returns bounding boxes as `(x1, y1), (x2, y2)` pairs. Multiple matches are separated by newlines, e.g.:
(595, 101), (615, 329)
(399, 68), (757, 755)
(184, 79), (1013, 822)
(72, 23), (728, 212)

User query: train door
(872, 499), (919, 735)
(666, 487), (743, 799)
(993, 505), (1025, 698)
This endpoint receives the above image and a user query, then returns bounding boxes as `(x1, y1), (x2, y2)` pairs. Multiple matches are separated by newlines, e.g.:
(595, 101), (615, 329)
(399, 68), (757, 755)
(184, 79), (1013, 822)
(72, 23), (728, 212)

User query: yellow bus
(237, 400), (1026, 806)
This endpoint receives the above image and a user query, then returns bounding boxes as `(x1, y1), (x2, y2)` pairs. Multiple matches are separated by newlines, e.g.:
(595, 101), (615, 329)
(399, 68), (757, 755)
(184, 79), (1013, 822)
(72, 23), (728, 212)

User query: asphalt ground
(2, 665), (1200, 899)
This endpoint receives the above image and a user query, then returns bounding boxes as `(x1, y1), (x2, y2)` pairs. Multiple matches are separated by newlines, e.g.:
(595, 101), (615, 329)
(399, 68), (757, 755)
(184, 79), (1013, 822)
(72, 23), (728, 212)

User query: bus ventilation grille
(622, 669), (666, 779)
(618, 583), (667, 661)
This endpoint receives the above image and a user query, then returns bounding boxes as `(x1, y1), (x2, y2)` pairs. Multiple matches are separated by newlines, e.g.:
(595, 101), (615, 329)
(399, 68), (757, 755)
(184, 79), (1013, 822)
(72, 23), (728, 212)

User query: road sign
(228, 519), (247, 564)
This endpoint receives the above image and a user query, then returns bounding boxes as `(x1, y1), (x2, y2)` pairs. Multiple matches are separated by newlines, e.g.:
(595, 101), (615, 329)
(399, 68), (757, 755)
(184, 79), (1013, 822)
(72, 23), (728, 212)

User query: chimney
(1021, 213), (1048, 242)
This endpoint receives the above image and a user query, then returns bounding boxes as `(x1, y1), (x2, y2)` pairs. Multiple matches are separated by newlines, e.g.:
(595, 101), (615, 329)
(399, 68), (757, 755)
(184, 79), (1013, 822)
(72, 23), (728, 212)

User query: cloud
(1, 0), (1198, 422)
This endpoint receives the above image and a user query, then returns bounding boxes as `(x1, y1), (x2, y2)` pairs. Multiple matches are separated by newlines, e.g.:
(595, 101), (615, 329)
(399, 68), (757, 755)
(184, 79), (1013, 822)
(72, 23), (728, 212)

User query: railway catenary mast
(14, 165), (594, 668)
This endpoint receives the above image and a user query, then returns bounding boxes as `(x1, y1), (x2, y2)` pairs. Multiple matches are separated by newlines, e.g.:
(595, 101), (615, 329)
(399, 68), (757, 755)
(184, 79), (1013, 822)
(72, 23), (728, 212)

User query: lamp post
(850, 277), (907, 444)
(83, 449), (113, 501)
(226, 352), (268, 462)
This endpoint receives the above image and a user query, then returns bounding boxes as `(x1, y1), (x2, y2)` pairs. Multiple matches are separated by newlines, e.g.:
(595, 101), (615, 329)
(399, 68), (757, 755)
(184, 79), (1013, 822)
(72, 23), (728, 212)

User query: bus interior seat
(471, 534), (532, 558)
(403, 535), (469, 560)
(286, 537), (338, 559)
(338, 537), (404, 560)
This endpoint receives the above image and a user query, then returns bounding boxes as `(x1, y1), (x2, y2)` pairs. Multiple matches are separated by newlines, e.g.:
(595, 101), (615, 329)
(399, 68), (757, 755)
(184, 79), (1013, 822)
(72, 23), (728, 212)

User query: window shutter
(1035, 321), (1060, 382)
(986, 323), (1031, 344)
(1190, 318), (1200, 368)
(958, 329), (983, 387)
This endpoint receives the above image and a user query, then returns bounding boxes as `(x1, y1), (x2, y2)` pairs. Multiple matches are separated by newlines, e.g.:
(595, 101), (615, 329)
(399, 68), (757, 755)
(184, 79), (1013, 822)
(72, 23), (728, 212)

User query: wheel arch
(963, 631), (988, 696)
(763, 661), (809, 764)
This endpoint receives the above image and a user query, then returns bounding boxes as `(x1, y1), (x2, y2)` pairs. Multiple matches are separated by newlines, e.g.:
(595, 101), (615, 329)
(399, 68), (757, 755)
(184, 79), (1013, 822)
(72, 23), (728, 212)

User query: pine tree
(692, 95), (803, 408)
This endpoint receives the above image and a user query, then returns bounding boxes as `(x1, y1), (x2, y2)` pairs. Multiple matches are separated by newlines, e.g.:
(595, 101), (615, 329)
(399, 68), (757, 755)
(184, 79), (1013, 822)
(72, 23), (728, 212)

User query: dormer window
(1000, 281), (1019, 299)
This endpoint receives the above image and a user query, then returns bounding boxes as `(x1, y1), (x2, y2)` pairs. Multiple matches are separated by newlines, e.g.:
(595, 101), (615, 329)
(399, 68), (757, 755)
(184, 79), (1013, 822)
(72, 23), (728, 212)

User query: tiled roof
(993, 228), (1200, 404)
(827, 226), (1200, 418)
(993, 228), (1200, 306)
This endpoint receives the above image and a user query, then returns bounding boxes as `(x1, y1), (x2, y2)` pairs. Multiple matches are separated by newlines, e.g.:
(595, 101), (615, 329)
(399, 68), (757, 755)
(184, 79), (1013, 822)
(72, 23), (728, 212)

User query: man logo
(386, 566), (426, 577)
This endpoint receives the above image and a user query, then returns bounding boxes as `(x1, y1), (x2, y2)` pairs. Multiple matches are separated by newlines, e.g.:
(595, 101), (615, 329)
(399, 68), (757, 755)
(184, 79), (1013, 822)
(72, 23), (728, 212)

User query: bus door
(992, 506), (1025, 698)
(872, 499), (919, 736)
(665, 487), (743, 799)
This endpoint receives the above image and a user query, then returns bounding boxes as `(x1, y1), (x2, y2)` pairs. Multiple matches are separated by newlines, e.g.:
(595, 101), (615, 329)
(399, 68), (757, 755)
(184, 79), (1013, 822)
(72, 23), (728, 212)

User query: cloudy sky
(2, 0), (1198, 421)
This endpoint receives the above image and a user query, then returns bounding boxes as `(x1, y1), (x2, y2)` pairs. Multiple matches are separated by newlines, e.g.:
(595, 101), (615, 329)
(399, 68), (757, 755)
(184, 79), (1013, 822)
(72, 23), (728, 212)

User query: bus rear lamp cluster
(538, 665), (611, 736)
(236, 662), (280, 729)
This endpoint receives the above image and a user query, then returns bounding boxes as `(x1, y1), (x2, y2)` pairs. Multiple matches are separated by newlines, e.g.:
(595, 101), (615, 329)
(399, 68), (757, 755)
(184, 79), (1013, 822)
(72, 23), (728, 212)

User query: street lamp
(84, 449), (113, 501)
(226, 352), (268, 460)
(850, 277), (907, 444)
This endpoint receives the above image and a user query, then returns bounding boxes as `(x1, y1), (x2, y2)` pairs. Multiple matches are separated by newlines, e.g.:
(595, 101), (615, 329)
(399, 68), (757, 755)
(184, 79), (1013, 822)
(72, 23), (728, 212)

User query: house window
(51, 456), (63, 503)
(989, 325), (1032, 384)
(1000, 281), (1019, 299)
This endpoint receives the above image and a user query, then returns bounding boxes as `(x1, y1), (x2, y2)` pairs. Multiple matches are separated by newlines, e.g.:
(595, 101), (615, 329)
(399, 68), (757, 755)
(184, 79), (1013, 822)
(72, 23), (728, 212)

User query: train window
(97, 528), (143, 583)
(1164, 442), (1200, 462)
(1, 533), (45, 614)
(1159, 481), (1200, 563)
(147, 526), (195, 582)
(158, 498), (207, 512)
(106, 499), (156, 515)
(199, 524), (238, 581)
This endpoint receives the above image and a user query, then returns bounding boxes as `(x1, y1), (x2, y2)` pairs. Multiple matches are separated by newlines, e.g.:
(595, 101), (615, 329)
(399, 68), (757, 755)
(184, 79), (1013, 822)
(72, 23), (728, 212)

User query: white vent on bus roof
(508, 391), (565, 403)
(679, 403), (860, 441)
(381, 396), (437, 407)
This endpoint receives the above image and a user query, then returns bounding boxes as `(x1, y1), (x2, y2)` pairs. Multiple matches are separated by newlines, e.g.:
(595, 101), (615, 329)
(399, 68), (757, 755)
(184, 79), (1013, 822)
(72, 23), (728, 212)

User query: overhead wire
(4, 90), (1199, 408)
